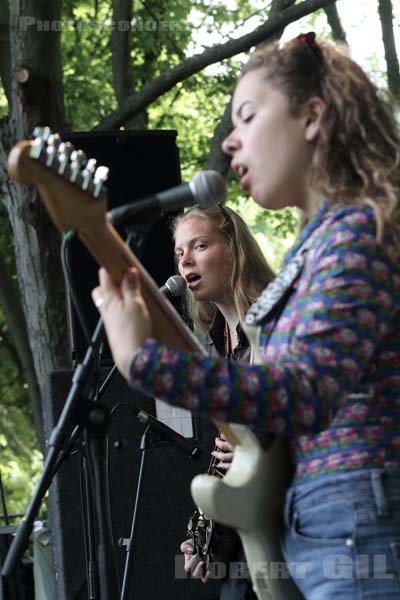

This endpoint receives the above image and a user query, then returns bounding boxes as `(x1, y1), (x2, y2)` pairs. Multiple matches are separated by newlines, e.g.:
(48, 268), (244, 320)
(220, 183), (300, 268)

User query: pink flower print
(364, 426), (382, 442)
(316, 430), (332, 447)
(345, 450), (369, 467)
(376, 448), (386, 464)
(270, 387), (289, 410)
(307, 458), (324, 474)
(343, 212), (368, 225)
(359, 232), (375, 246)
(240, 371), (261, 395)
(325, 453), (343, 468)
(391, 436), (400, 449)
(313, 346), (336, 366)
(344, 403), (368, 421)
(295, 322), (307, 336)
(264, 345), (277, 360)
(378, 322), (389, 336)
(393, 274), (400, 290)
(336, 427), (358, 443)
(372, 260), (389, 279)
(297, 362), (317, 378)
(155, 372), (175, 393)
(318, 374), (340, 397)
(318, 255), (339, 270)
(343, 252), (367, 270)
(296, 462), (307, 477)
(240, 400), (258, 421)
(270, 417), (286, 433)
(182, 389), (200, 409)
(380, 416), (394, 427)
(307, 300), (325, 312)
(322, 276), (346, 291)
(160, 346), (180, 365)
(351, 282), (372, 298)
(334, 328), (358, 345)
(340, 358), (359, 375)
(309, 319), (329, 335)
(332, 230), (356, 245)
(298, 437), (314, 452)
(357, 309), (377, 328)
(211, 383), (231, 406)
(360, 339), (374, 358)
(297, 374), (313, 396)
(187, 364), (206, 387)
(377, 289), (393, 309)
(132, 349), (151, 371)
(269, 364), (285, 379)
(277, 316), (294, 333)
(297, 403), (316, 427)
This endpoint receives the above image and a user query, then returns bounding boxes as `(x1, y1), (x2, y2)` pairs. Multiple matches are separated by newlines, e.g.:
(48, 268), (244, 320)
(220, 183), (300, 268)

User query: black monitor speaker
(62, 130), (182, 364)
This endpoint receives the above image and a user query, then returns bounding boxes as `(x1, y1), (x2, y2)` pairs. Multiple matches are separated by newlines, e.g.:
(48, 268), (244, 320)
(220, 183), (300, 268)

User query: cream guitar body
(190, 324), (304, 600)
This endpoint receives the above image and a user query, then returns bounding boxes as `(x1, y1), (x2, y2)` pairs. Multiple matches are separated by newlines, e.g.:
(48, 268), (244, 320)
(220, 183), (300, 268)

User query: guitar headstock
(7, 127), (110, 233)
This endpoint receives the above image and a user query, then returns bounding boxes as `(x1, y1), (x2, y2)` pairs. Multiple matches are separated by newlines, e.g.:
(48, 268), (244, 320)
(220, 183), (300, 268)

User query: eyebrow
(174, 235), (209, 253)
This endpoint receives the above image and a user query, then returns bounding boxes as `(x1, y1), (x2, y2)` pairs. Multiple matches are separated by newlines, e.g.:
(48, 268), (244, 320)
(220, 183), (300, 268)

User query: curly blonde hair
(241, 35), (400, 242)
(172, 205), (274, 333)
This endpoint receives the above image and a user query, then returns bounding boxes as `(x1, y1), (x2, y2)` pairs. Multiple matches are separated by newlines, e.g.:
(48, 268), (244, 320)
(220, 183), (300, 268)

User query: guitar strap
(245, 218), (330, 327)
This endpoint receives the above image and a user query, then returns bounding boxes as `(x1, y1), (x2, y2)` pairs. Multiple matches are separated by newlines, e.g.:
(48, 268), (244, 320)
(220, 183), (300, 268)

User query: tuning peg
(32, 126), (52, 141)
(30, 126), (53, 160)
(93, 165), (109, 199)
(45, 133), (62, 168)
(70, 149), (87, 184)
(57, 141), (74, 176)
(81, 157), (97, 191)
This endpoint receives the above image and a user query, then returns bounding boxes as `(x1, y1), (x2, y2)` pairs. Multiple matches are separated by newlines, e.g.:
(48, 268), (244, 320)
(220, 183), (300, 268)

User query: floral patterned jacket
(128, 204), (400, 484)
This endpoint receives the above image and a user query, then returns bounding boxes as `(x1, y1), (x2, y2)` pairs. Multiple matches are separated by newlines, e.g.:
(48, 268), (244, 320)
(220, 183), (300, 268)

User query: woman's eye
(243, 114), (254, 123)
(195, 243), (206, 250)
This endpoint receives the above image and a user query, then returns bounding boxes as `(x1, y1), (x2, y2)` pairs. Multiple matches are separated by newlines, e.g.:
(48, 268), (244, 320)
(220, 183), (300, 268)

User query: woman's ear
(303, 96), (326, 142)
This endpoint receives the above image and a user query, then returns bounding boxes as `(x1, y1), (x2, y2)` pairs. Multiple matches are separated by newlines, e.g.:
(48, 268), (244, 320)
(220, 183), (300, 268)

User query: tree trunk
(378, 0), (400, 101)
(0, 0), (69, 404)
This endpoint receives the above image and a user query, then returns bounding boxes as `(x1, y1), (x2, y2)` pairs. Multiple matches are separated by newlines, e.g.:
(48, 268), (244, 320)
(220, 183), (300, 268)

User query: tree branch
(111, 0), (134, 105)
(378, 0), (400, 101)
(95, 0), (337, 130)
(325, 3), (347, 43)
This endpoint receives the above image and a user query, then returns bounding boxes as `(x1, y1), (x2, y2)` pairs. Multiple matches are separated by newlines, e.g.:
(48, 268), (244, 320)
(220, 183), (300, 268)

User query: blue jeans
(282, 468), (400, 599)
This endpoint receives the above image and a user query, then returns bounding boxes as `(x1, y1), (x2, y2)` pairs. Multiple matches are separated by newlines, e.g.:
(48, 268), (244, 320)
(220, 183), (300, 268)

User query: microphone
(159, 275), (187, 299)
(107, 170), (226, 227)
(129, 405), (203, 461)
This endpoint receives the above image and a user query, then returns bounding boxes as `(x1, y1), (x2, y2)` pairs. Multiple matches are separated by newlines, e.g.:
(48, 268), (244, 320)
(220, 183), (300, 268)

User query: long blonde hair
(241, 33), (400, 242)
(172, 205), (274, 333)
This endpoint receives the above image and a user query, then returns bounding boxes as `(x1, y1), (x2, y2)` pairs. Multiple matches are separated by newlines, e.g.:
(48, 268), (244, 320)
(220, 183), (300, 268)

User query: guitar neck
(8, 135), (239, 446)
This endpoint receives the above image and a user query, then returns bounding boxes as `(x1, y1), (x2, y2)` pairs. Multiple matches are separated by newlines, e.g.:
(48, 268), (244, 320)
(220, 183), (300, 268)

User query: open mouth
(186, 273), (202, 288)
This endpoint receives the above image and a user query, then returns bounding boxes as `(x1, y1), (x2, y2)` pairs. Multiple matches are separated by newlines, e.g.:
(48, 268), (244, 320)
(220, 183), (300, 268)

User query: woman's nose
(180, 251), (194, 269)
(222, 129), (240, 156)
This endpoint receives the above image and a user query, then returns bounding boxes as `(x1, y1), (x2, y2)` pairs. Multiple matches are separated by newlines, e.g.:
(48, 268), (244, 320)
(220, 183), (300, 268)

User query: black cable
(61, 231), (92, 345)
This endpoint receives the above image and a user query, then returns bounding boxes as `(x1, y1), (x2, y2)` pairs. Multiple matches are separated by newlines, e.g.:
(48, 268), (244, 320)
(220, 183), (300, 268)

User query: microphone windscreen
(164, 275), (187, 297)
(191, 170), (226, 207)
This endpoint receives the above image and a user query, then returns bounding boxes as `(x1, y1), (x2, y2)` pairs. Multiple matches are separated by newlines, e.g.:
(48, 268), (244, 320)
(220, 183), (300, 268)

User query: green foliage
(0, 206), (42, 516)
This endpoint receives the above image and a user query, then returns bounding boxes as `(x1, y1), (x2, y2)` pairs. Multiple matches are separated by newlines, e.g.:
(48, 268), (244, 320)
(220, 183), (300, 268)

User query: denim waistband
(284, 468), (400, 527)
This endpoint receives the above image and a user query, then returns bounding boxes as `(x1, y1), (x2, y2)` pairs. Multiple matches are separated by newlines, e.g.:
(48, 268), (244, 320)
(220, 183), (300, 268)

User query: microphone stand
(1, 319), (120, 600)
(117, 407), (202, 600)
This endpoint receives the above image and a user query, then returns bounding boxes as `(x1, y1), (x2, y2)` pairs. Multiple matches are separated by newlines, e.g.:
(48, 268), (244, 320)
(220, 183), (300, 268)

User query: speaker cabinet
(42, 369), (221, 600)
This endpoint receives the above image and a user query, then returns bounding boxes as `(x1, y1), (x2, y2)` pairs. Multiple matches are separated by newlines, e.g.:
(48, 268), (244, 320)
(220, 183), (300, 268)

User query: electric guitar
(7, 128), (303, 600)
(190, 325), (305, 600)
